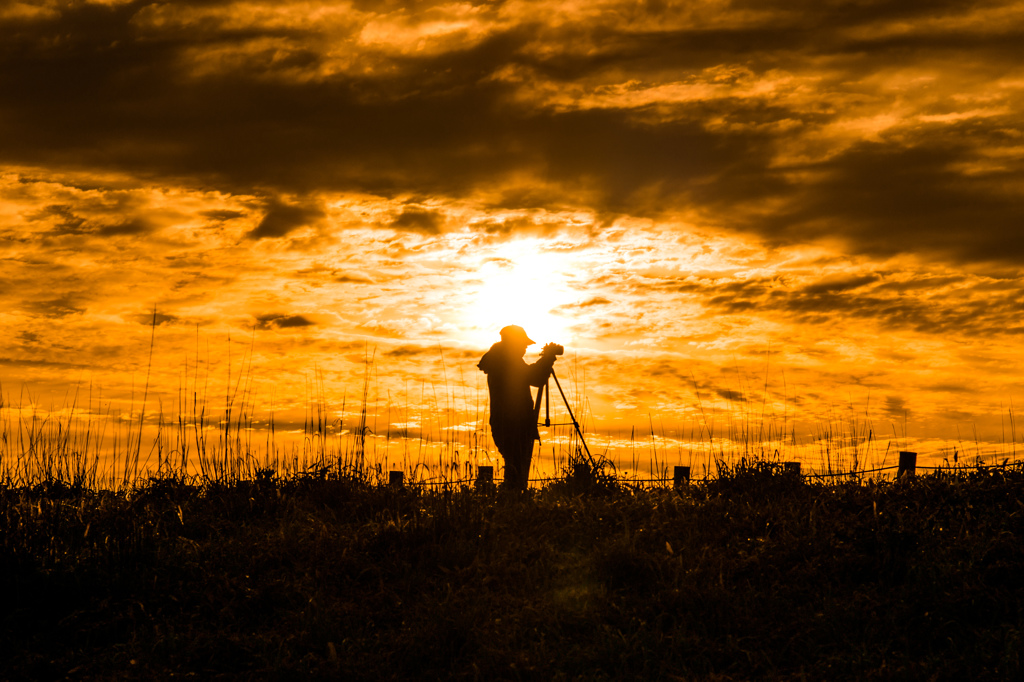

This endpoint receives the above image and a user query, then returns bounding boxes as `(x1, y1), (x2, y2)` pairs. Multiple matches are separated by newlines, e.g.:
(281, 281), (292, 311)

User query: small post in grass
(783, 461), (801, 476)
(898, 451), (917, 479)
(389, 470), (404, 488)
(475, 465), (494, 490)
(673, 466), (691, 489)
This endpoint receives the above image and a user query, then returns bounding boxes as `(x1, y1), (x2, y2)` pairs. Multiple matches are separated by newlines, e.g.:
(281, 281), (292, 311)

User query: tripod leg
(545, 377), (551, 427)
(533, 377), (552, 428)
(533, 380), (545, 417)
(549, 368), (593, 461)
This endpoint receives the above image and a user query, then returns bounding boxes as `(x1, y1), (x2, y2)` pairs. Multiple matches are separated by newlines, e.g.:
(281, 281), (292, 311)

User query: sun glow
(465, 241), (578, 350)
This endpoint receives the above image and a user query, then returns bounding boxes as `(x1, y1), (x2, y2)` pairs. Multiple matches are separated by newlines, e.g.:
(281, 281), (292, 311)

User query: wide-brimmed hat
(499, 325), (535, 345)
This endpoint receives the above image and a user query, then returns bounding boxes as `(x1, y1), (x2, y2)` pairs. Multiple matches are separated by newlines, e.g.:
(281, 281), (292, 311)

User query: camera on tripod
(542, 342), (564, 357)
(531, 344), (593, 461)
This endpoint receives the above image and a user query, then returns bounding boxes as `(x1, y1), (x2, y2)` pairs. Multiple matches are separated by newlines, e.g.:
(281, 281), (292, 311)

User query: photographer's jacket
(478, 341), (557, 441)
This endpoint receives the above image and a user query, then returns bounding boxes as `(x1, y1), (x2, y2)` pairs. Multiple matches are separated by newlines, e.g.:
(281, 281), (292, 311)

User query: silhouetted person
(478, 325), (557, 490)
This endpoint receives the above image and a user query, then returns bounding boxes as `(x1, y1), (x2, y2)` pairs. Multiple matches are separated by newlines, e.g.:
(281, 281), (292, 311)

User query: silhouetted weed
(703, 456), (805, 502)
(547, 445), (620, 497)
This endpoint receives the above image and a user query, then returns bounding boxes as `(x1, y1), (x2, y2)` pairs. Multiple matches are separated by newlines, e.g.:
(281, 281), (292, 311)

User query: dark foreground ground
(2, 461), (1023, 680)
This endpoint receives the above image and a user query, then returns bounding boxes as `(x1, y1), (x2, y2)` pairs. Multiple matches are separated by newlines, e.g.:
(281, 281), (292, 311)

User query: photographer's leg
(520, 438), (534, 490)
(492, 428), (518, 489)
(493, 426), (535, 491)
(506, 437), (533, 491)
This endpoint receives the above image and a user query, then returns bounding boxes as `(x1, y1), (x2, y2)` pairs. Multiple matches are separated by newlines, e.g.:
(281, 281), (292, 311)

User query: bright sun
(466, 242), (576, 350)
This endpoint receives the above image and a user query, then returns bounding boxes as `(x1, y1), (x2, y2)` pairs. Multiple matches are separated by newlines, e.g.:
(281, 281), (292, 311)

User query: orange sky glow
(3, 0), (1024, 481)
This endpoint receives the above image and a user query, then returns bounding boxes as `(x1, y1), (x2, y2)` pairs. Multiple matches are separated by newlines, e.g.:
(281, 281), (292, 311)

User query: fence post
(783, 461), (801, 476)
(673, 466), (690, 489)
(475, 465), (494, 490)
(389, 470), (404, 488)
(898, 451), (917, 479)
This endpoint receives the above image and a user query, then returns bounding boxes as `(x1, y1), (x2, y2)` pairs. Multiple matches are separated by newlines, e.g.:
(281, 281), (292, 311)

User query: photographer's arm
(526, 350), (557, 387)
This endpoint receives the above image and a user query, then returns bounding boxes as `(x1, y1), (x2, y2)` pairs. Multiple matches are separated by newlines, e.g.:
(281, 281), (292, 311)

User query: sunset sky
(3, 0), (1024, 473)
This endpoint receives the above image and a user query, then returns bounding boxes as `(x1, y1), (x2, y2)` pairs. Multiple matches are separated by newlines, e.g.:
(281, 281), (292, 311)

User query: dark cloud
(201, 209), (246, 222)
(24, 297), (86, 318)
(553, 296), (612, 314)
(255, 314), (316, 329)
(884, 395), (910, 419)
(714, 387), (748, 404)
(800, 275), (880, 295)
(333, 274), (374, 284)
(927, 383), (973, 394)
(0, 0), (1021, 264)
(0, 356), (89, 370)
(29, 204), (87, 234)
(293, 265), (375, 284)
(0, 14), (706, 161)
(384, 345), (430, 357)
(391, 208), (445, 233)
(99, 217), (154, 236)
(473, 215), (544, 234)
(26, 204), (152, 237)
(131, 312), (180, 326)
(937, 408), (977, 423)
(872, 275), (963, 293)
(646, 360), (691, 381)
(0, 8), (539, 197)
(664, 270), (1024, 338)
(249, 199), (322, 239)
(758, 139), (1024, 262)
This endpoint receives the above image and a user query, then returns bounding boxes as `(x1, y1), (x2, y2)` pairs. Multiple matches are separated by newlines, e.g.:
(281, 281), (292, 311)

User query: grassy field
(3, 456), (1023, 680)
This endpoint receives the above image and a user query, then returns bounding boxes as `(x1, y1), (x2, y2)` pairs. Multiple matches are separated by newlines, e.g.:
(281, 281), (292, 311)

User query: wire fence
(394, 457), (1024, 490)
